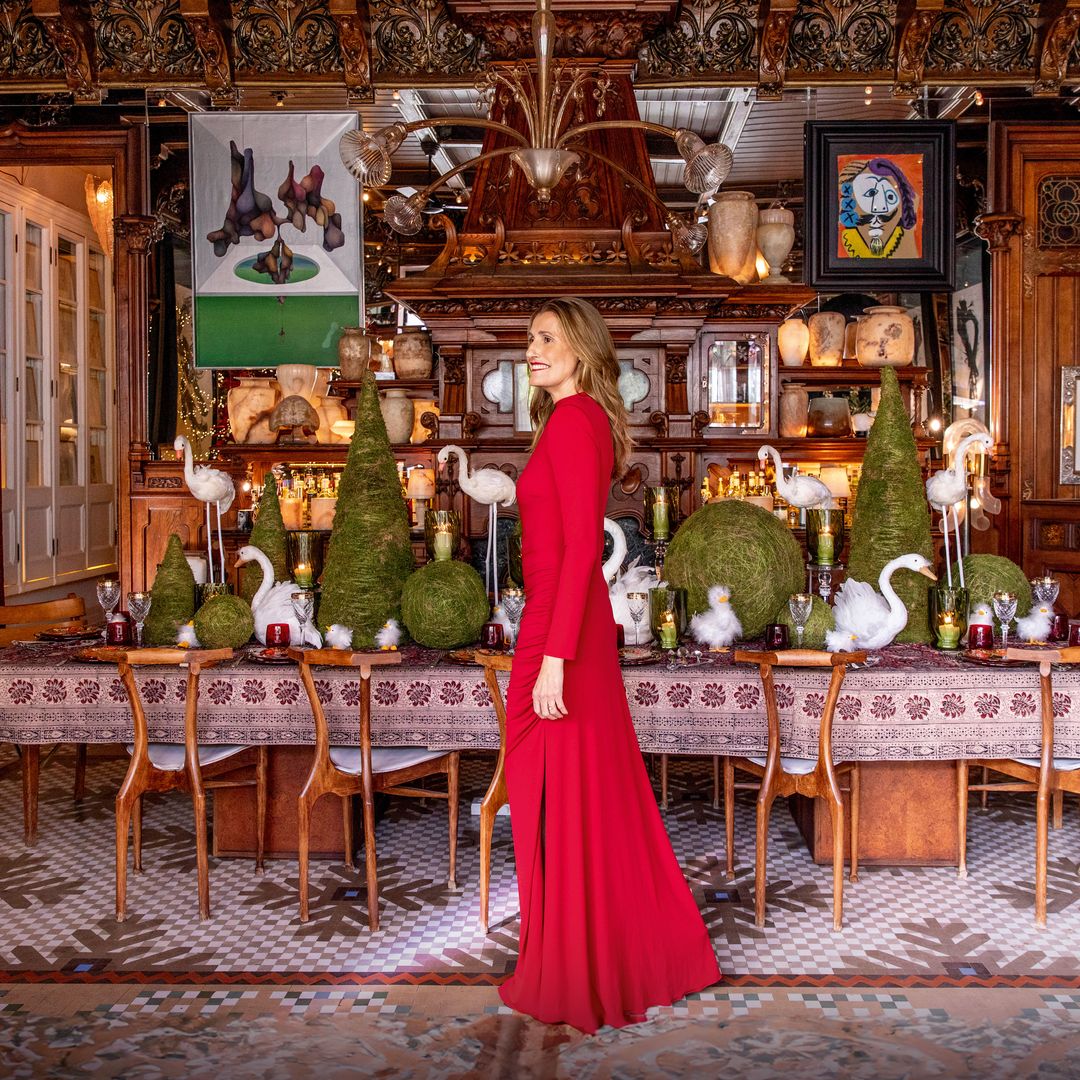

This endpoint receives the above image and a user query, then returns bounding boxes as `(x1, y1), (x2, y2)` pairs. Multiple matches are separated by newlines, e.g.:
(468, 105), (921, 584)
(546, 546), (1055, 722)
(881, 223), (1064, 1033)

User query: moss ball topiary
(961, 554), (1031, 624)
(145, 534), (196, 646)
(663, 500), (805, 640)
(775, 595), (835, 650)
(401, 560), (489, 649)
(193, 594), (255, 650)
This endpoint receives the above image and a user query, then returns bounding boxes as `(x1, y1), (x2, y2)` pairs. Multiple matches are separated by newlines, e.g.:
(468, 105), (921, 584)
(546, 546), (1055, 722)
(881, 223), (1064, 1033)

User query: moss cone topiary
(775, 595), (835, 650)
(663, 500), (804, 639)
(401, 560), (489, 648)
(241, 475), (287, 603)
(144, 534), (197, 646)
(318, 369), (414, 646)
(846, 367), (935, 643)
(961, 554), (1031, 625)
(193, 593), (255, 649)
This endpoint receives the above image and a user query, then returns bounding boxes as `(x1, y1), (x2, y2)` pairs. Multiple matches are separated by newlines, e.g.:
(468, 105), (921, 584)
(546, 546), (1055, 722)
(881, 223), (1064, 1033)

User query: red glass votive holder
(765, 623), (790, 651)
(1051, 612), (1069, 642)
(1069, 620), (1080, 648)
(106, 617), (130, 646)
(967, 623), (994, 649)
(615, 623), (626, 649)
(266, 623), (291, 646)
(481, 622), (504, 650)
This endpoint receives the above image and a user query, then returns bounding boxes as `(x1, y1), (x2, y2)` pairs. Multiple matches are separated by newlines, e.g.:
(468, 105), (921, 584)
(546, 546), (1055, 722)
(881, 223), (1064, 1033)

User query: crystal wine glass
(126, 592), (152, 648)
(291, 590), (316, 647)
(96, 578), (120, 637)
(626, 591), (648, 646)
(992, 590), (1018, 652)
(788, 592), (813, 648)
(501, 588), (525, 653)
(1031, 576), (1060, 606)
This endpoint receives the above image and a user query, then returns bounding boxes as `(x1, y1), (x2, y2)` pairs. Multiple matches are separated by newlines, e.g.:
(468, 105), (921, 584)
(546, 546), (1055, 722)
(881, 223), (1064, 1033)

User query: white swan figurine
(602, 517), (628, 584)
(437, 445), (517, 605)
(603, 518), (659, 645)
(234, 544), (322, 648)
(757, 445), (831, 509)
(826, 553), (937, 652)
(925, 432), (992, 591)
(690, 585), (743, 649)
(175, 435), (236, 586)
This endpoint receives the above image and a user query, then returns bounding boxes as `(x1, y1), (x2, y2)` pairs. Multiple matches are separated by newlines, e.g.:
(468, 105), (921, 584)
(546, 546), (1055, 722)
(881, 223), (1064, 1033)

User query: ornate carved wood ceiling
(1, 1), (1078, 107)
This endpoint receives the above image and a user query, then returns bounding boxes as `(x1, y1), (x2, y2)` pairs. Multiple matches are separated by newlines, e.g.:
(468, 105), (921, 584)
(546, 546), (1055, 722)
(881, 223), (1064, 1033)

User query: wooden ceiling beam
(757, 0), (798, 101)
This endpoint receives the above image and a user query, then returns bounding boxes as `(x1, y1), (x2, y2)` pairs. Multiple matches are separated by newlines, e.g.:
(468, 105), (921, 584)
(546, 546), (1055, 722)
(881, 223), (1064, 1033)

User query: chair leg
(711, 756), (721, 810)
(115, 792), (132, 922)
(21, 745), (39, 847)
(447, 753), (459, 891)
(980, 765), (989, 809)
(827, 792), (846, 931)
(849, 765), (860, 884)
(1035, 783), (1050, 928)
(361, 780), (380, 932)
(956, 760), (969, 880)
(342, 795), (354, 869)
(723, 757), (736, 881)
(297, 787), (320, 922)
(660, 753), (669, 810)
(132, 795), (143, 873)
(1053, 788), (1063, 830)
(73, 743), (88, 802)
(192, 791), (210, 921)
(479, 797), (494, 934)
(754, 790), (775, 928)
(254, 746), (267, 873)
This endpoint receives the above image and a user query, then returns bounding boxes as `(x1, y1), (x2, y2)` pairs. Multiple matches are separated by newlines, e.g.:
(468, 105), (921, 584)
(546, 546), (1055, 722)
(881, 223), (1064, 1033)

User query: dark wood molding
(757, 0), (797, 101)
(1034, 0), (1080, 96)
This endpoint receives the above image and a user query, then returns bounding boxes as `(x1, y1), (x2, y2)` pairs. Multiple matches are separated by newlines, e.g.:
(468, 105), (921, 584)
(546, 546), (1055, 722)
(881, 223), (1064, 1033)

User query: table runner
(1, 642), (1078, 760)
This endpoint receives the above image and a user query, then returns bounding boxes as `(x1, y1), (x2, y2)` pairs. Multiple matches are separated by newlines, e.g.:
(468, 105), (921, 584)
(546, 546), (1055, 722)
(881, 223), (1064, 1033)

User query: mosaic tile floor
(1, 745), (1079, 985)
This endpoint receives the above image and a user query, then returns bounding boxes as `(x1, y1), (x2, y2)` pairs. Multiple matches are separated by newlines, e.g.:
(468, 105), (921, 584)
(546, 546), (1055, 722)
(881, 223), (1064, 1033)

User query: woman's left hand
(533, 655), (567, 719)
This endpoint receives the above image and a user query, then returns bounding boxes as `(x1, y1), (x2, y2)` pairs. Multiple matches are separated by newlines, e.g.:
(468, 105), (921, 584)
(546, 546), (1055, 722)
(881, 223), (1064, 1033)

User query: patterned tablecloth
(1, 641), (1078, 761)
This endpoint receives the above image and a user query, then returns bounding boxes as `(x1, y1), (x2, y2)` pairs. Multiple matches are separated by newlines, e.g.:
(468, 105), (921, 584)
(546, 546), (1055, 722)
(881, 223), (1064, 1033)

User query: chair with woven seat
(2, 593), (90, 843)
(292, 648), (459, 930)
(957, 645), (1080, 926)
(728, 648), (865, 930)
(86, 647), (268, 921)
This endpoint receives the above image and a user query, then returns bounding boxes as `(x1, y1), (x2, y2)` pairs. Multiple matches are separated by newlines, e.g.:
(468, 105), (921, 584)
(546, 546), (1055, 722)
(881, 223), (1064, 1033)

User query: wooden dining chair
(2, 593), (90, 844)
(292, 648), (459, 930)
(473, 651), (512, 933)
(957, 645), (1080, 927)
(729, 648), (865, 930)
(85, 647), (268, 922)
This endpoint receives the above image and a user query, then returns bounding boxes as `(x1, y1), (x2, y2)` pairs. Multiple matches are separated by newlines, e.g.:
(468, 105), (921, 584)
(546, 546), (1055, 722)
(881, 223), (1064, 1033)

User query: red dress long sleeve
(501, 392), (720, 1033)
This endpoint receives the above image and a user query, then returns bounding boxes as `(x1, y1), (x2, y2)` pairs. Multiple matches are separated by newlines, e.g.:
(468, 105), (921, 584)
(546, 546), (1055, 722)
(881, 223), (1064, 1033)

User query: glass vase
(649, 585), (687, 650)
(806, 507), (845, 566)
(928, 585), (969, 650)
(424, 509), (461, 562)
(287, 529), (325, 589)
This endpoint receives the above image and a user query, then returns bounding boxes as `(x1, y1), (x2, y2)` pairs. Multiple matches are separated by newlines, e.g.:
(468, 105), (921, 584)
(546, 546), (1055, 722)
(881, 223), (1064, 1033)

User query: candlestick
(659, 611), (678, 650)
(433, 525), (453, 561)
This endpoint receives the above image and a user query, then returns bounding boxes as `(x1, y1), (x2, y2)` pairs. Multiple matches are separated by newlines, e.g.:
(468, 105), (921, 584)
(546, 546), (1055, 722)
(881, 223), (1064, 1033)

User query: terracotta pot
(707, 191), (758, 283)
(808, 311), (845, 367)
(856, 305), (915, 367)
(393, 329), (434, 379)
(756, 207), (795, 282)
(779, 382), (809, 438)
(807, 394), (852, 437)
(337, 326), (379, 381)
(778, 317), (810, 367)
(227, 377), (278, 444)
(379, 388), (414, 444)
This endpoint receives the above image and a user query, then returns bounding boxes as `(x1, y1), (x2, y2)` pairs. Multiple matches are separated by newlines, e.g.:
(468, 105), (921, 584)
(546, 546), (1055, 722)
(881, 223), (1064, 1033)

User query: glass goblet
(96, 578), (120, 638)
(992, 590), (1018, 652)
(291, 590), (316, 646)
(626, 591), (648, 646)
(1031, 576), (1060, 607)
(501, 588), (525, 653)
(126, 592), (152, 648)
(788, 592), (813, 649)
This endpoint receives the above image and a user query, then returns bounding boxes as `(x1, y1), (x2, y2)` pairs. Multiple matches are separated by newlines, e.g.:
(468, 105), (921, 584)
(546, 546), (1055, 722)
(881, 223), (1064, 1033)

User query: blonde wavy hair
(527, 296), (632, 478)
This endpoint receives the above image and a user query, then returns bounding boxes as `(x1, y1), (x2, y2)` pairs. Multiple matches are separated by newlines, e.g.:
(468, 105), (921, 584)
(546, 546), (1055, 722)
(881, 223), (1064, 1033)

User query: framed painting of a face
(804, 121), (955, 291)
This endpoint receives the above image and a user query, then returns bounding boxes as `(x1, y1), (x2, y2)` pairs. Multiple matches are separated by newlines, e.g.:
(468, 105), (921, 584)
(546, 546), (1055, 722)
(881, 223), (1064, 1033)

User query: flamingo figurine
(757, 445), (831, 509)
(175, 436), (235, 586)
(437, 445), (517, 605)
(924, 433), (992, 589)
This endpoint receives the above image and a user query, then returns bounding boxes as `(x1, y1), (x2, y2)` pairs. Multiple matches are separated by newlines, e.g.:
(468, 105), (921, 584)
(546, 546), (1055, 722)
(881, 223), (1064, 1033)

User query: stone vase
(337, 326), (379, 381)
(227, 377), (278, 444)
(778, 317), (810, 367)
(379, 388), (414, 444)
(856, 305), (915, 367)
(808, 311), (845, 367)
(275, 363), (318, 402)
(393, 329), (434, 379)
(756, 207), (795, 282)
(707, 191), (758, 283)
(779, 382), (809, 438)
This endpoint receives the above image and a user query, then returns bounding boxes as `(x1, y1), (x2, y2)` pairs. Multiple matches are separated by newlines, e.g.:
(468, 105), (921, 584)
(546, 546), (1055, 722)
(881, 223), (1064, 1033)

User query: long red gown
(500, 392), (721, 1033)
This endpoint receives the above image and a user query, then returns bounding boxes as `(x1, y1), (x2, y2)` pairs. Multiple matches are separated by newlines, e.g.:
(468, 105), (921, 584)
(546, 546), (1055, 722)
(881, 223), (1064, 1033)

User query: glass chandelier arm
(568, 143), (670, 219)
(548, 68), (596, 146)
(485, 69), (540, 147)
(556, 119), (683, 147)
(411, 145), (523, 205)
(397, 115), (529, 147)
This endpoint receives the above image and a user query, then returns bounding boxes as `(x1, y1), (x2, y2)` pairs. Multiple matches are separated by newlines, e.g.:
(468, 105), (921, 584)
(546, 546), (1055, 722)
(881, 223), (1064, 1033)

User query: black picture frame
(804, 120), (955, 291)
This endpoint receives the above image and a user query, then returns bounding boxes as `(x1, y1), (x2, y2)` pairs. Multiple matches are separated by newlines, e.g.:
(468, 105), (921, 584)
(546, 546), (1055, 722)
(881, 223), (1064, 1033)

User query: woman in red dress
(500, 296), (720, 1033)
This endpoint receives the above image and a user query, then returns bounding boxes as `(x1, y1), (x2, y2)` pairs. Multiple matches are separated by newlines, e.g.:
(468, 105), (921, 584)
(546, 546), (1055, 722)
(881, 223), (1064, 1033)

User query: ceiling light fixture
(339, 0), (730, 254)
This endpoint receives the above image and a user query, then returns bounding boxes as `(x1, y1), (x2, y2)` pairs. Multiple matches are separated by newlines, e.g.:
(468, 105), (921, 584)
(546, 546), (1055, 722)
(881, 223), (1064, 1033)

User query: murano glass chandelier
(339, 0), (733, 255)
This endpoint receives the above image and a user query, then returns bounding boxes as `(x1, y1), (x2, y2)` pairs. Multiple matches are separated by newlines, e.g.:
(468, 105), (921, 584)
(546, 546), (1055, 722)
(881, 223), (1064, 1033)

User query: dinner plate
(958, 648), (1028, 667)
(247, 647), (294, 665)
(38, 625), (102, 642)
(619, 647), (666, 666)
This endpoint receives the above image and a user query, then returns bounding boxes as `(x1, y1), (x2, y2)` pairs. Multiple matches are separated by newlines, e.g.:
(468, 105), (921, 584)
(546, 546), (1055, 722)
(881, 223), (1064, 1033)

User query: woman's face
(526, 311), (580, 401)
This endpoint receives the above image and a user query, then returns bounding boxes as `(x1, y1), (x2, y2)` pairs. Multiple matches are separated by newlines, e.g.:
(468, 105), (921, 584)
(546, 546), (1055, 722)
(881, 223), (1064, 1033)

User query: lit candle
(936, 611), (961, 650)
(659, 611), (678, 650)
(652, 495), (670, 541)
(816, 525), (834, 565)
(433, 524), (453, 561)
(294, 562), (314, 588)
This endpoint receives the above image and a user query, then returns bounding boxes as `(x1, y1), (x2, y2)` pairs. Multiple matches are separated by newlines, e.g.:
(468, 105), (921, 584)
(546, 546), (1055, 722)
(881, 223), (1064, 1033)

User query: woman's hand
(532, 655), (567, 719)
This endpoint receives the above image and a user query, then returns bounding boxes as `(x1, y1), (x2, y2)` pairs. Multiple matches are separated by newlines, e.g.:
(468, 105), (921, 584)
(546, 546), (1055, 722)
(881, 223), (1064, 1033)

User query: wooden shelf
(330, 378), (438, 393)
(776, 365), (929, 386)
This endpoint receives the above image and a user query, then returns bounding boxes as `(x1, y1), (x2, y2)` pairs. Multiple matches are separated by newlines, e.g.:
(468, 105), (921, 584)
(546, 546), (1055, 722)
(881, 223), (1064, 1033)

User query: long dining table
(3, 639), (1079, 861)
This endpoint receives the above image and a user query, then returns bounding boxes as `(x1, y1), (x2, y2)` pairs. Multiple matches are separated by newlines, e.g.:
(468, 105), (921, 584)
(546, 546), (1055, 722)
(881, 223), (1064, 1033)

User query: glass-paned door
(0, 205), (15, 590)
(86, 246), (114, 571)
